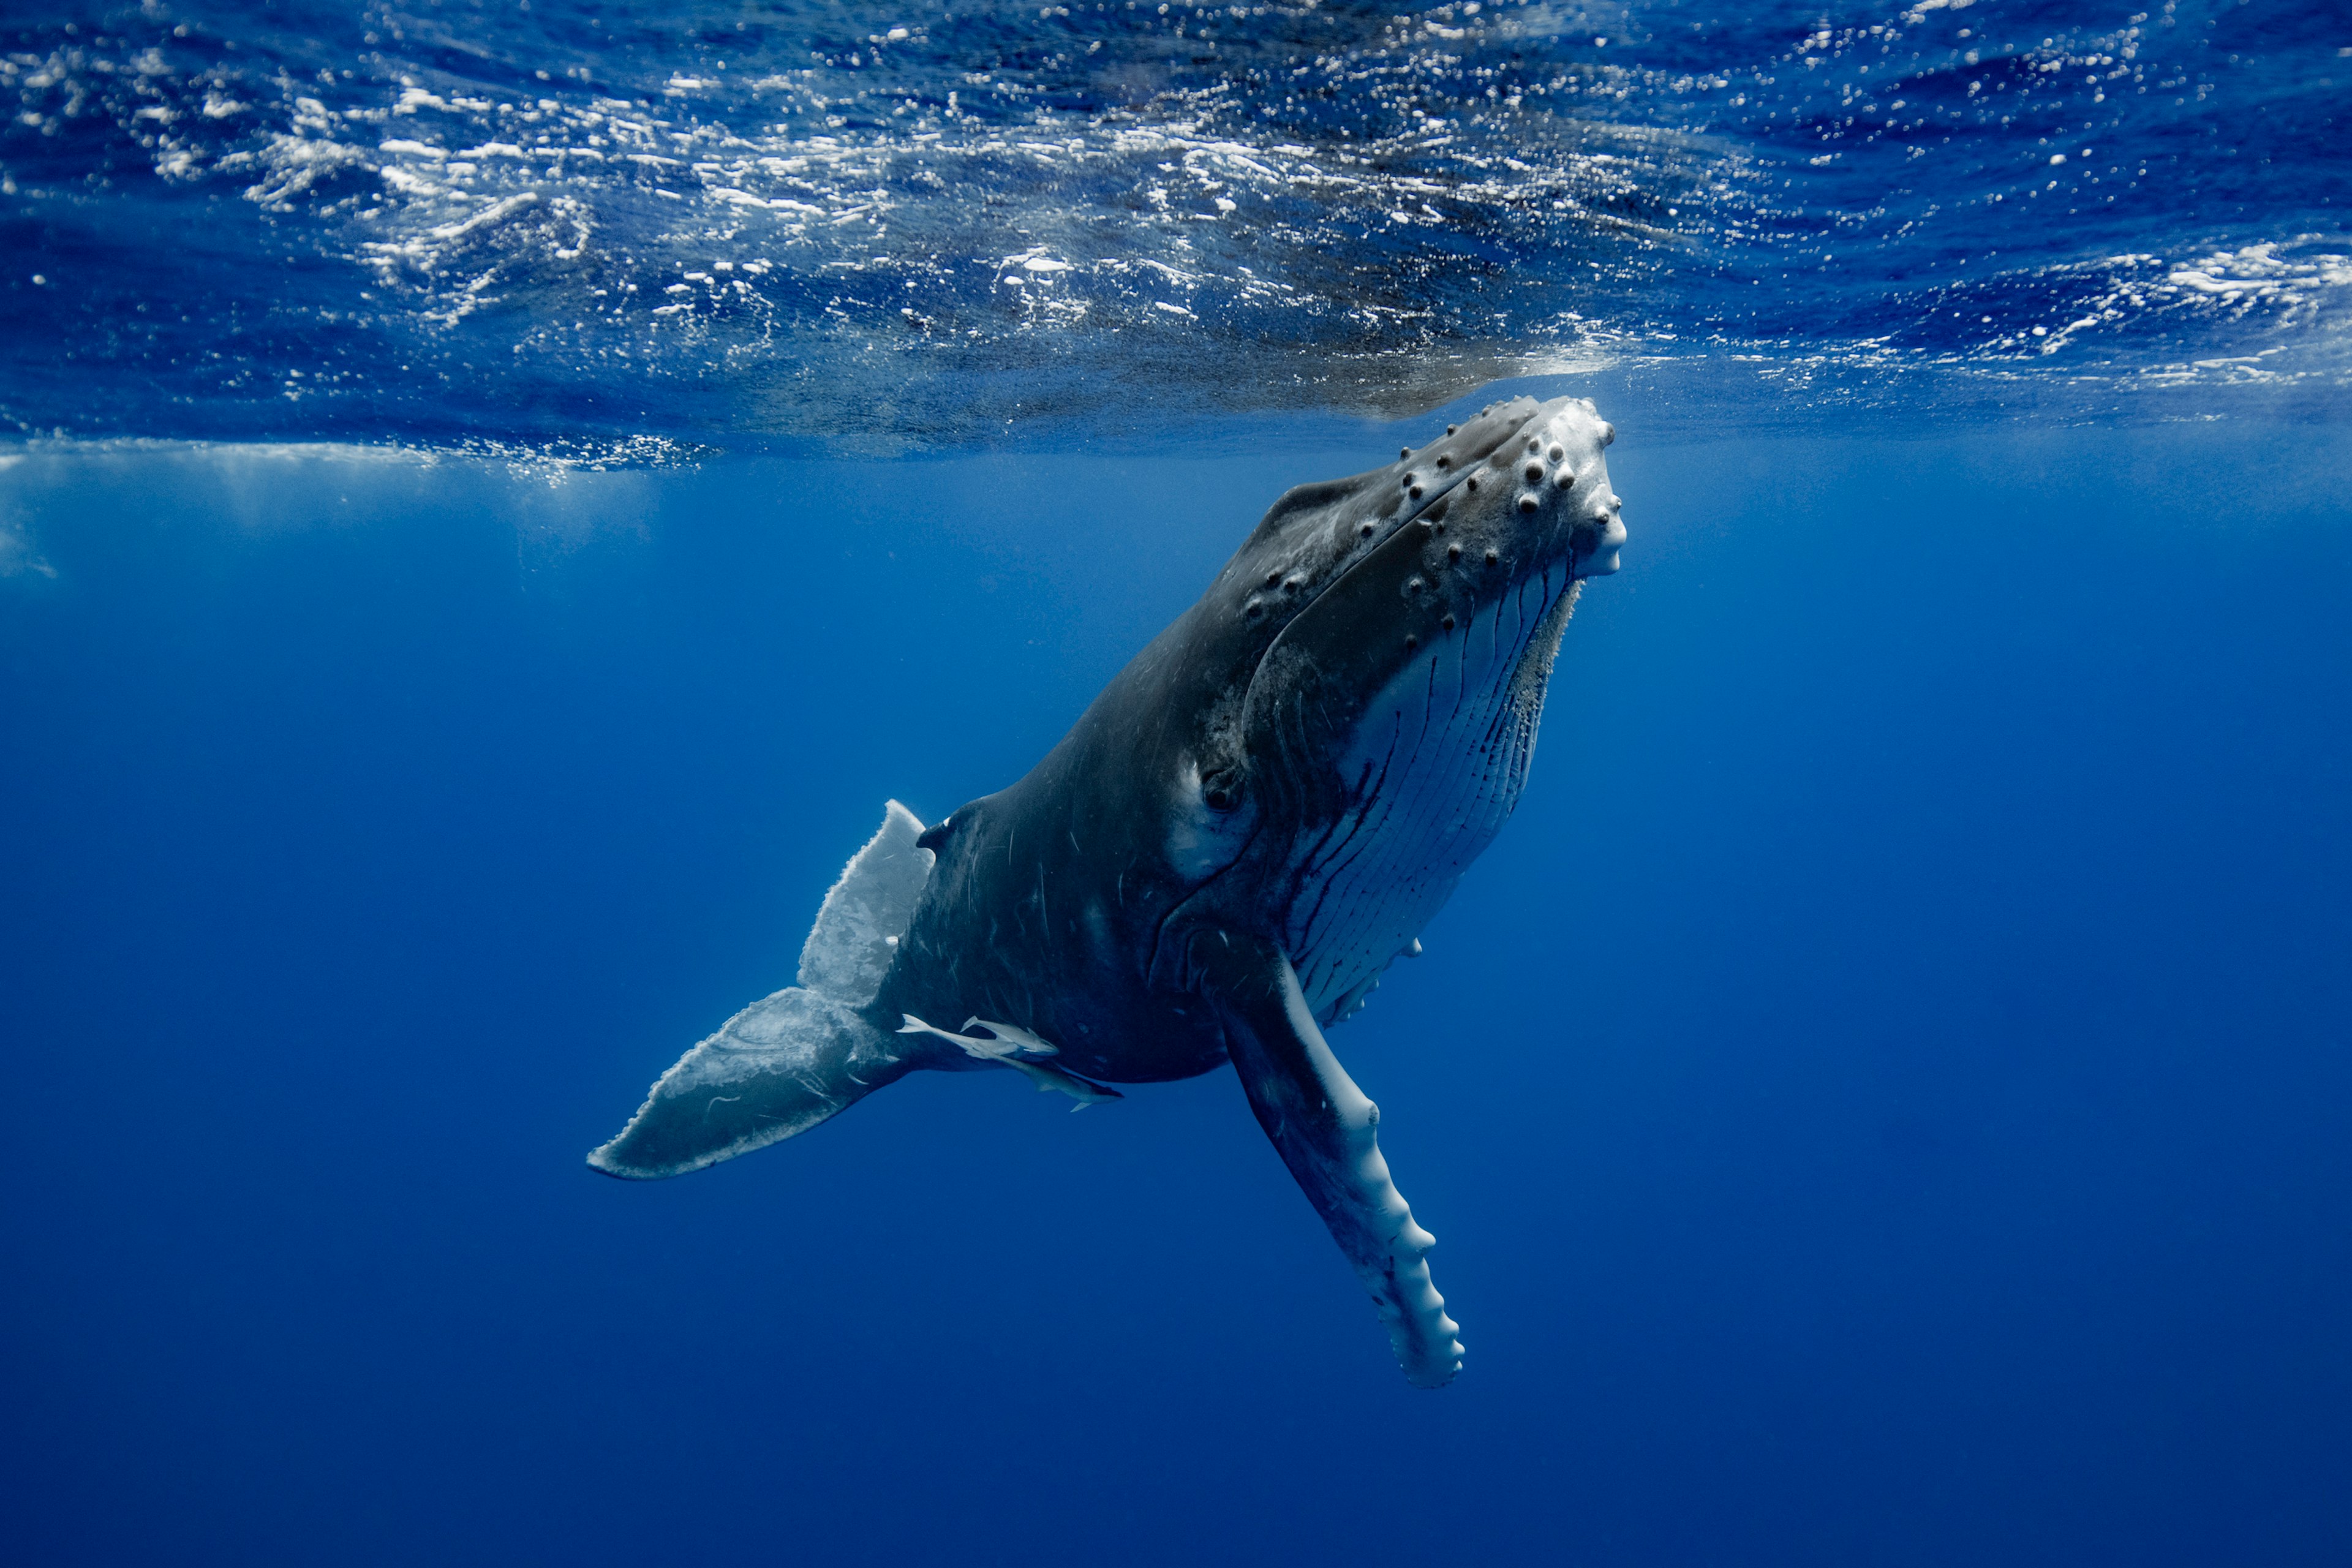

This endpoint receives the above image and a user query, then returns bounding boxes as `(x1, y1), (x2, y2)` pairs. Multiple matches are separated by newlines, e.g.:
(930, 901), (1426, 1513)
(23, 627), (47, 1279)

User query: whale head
(1177, 394), (1624, 1020)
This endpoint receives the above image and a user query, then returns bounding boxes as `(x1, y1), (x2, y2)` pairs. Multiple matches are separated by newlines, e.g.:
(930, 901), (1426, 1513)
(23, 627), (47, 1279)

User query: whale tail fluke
(587, 801), (937, 1180)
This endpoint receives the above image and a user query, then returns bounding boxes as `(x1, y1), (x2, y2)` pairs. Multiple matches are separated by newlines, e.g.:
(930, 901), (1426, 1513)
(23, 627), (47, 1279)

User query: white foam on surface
(4, 7), (2344, 448)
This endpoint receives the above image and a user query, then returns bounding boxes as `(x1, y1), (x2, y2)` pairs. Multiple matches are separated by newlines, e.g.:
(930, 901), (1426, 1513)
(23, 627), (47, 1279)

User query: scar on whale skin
(589, 390), (1627, 1387)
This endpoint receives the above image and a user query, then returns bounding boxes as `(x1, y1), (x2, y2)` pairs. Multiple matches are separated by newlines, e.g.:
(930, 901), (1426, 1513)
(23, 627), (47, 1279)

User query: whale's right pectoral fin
(1192, 930), (1464, 1388)
(587, 986), (908, 1180)
(589, 801), (936, 1180)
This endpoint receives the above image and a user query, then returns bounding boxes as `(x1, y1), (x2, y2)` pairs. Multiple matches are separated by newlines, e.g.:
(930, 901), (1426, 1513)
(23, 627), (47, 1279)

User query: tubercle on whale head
(1207, 397), (1550, 644)
(1249, 394), (1623, 672)
(1145, 391), (1622, 863)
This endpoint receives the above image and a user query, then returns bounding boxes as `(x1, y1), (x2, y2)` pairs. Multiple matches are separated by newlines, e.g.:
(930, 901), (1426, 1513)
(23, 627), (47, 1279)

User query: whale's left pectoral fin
(1194, 932), (1463, 1388)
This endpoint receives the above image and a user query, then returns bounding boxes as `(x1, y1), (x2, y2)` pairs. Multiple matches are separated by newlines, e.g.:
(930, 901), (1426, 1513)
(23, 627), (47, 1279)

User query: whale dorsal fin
(797, 800), (933, 1006)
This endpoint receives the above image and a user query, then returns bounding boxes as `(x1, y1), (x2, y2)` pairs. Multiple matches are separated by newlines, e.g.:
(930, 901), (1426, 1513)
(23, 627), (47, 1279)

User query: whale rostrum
(589, 392), (1626, 1387)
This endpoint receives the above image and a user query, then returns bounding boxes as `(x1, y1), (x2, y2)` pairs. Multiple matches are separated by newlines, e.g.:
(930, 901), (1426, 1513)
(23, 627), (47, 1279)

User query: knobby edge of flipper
(587, 802), (934, 1180)
(1191, 929), (1463, 1388)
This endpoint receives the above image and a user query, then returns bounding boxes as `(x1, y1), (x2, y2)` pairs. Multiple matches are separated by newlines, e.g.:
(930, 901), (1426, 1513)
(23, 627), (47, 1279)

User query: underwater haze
(4, 2), (2351, 1566)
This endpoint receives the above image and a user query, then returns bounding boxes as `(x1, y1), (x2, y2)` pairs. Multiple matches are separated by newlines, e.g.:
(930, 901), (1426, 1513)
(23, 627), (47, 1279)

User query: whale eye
(1360, 522), (1375, 537)
(1201, 766), (1243, 812)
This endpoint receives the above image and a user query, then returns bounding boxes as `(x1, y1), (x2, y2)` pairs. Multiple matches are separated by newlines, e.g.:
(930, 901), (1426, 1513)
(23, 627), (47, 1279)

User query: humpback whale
(590, 393), (1626, 1386)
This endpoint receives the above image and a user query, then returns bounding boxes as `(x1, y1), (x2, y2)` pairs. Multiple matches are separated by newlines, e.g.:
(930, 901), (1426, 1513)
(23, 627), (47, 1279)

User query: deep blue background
(4, 408), (2350, 1564)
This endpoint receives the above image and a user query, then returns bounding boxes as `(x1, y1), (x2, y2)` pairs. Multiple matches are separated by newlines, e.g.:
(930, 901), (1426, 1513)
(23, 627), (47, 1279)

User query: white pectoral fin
(1196, 931), (1462, 1388)
(897, 1014), (1123, 1109)
(591, 802), (940, 1180)
(589, 987), (903, 1180)
(798, 801), (935, 1006)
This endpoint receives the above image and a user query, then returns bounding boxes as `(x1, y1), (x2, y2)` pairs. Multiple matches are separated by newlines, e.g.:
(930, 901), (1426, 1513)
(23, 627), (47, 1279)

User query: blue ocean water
(3, 3), (2350, 1566)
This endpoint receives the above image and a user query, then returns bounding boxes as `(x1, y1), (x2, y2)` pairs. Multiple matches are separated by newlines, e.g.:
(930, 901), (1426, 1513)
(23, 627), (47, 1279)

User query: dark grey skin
(590, 392), (1624, 1386)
